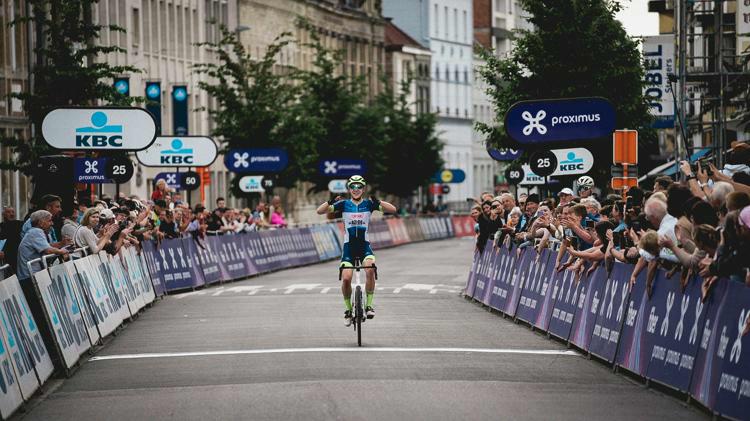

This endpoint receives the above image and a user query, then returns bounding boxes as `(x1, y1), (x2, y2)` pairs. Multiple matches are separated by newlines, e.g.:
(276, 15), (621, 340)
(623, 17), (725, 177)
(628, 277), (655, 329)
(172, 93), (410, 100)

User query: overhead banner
(154, 172), (183, 190)
(318, 159), (366, 177)
(505, 97), (616, 145)
(550, 148), (594, 176)
(225, 148), (288, 173)
(172, 86), (188, 136)
(642, 35), (675, 129)
(42, 108), (157, 151)
(145, 82), (162, 131)
(114, 77), (130, 96)
(136, 136), (217, 167)
(487, 147), (522, 161)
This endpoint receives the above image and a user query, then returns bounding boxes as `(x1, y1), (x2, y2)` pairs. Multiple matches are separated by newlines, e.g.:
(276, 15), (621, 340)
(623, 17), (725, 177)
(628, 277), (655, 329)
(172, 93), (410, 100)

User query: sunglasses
(491, 205), (500, 209)
(349, 184), (364, 191)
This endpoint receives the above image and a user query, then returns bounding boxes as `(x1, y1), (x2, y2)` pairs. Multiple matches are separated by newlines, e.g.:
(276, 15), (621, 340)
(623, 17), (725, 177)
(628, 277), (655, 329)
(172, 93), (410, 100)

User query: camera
(691, 159), (714, 176)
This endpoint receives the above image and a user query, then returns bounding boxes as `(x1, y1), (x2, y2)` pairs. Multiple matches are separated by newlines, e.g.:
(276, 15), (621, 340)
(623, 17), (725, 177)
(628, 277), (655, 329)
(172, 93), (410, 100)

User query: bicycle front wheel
(355, 285), (362, 346)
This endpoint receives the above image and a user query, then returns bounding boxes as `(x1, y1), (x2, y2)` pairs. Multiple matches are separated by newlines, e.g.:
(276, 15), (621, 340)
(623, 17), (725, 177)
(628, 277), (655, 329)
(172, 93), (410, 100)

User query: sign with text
(328, 179), (348, 194)
(505, 97), (616, 145)
(519, 164), (545, 185)
(42, 108), (157, 150)
(225, 148), (288, 173)
(550, 148), (594, 176)
(238, 175), (265, 193)
(74, 158), (112, 183)
(318, 159), (367, 177)
(642, 35), (675, 129)
(487, 147), (522, 161)
(136, 136), (217, 167)
(432, 169), (466, 184)
(154, 172), (183, 190)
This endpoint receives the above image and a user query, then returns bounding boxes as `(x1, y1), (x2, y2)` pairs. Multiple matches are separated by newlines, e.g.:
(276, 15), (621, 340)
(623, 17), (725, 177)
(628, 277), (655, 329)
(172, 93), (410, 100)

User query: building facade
(384, 20), (431, 116)
(0, 0), (32, 215)
(383, 0), (475, 207)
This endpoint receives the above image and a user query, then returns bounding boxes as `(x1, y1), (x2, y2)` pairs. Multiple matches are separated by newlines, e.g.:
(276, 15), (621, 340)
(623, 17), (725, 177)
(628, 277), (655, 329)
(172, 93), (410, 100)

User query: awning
(638, 148), (713, 181)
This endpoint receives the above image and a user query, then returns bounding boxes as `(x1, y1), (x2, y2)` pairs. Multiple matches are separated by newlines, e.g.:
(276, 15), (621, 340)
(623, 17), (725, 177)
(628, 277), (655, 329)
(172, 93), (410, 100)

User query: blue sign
(145, 82), (162, 131)
(318, 159), (367, 177)
(432, 169), (466, 184)
(172, 86), (188, 136)
(154, 172), (182, 190)
(225, 148), (289, 173)
(74, 158), (112, 183)
(114, 78), (130, 96)
(487, 147), (522, 161)
(146, 83), (161, 99)
(505, 97), (616, 145)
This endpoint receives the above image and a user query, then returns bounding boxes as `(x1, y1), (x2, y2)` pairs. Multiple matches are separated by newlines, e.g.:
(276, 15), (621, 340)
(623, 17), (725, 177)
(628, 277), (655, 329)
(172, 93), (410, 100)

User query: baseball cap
(739, 206), (750, 228)
(526, 193), (540, 204)
(99, 208), (115, 220)
(558, 188), (574, 196)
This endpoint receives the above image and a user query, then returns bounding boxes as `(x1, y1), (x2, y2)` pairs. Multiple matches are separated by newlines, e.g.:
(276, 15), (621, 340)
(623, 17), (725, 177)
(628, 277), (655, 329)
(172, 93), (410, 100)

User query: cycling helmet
(347, 175), (366, 188)
(577, 176), (594, 191)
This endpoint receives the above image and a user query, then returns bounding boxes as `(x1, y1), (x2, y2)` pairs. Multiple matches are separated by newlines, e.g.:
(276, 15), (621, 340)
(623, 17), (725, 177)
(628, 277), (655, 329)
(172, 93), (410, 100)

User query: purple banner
(192, 236), (222, 284)
(464, 249), (481, 298)
(472, 246), (495, 302)
(534, 252), (561, 331)
(689, 278), (730, 408)
(570, 266), (608, 351)
(516, 249), (553, 324)
(141, 240), (167, 296)
(488, 246), (517, 312)
(298, 228), (322, 266)
(547, 267), (585, 341)
(180, 238), (207, 287)
(589, 263), (633, 363)
(154, 238), (199, 291)
(642, 273), (706, 392)
(503, 248), (535, 316)
(368, 219), (394, 249)
(246, 231), (272, 273)
(616, 269), (650, 375)
(692, 280), (750, 418)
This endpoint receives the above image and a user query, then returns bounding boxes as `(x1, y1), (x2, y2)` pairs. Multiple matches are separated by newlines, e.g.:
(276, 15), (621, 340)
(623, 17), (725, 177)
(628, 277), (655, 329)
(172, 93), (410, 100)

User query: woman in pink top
(270, 207), (287, 228)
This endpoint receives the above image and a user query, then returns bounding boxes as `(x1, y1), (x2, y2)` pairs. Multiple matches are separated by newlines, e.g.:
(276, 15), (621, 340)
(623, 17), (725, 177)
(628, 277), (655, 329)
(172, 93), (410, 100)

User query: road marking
(320, 287), (331, 294)
(89, 347), (580, 362)
(284, 284), (321, 294)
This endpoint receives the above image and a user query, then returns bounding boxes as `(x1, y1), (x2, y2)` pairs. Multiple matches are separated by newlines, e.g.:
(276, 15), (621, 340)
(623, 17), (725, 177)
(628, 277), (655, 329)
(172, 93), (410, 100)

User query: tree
(194, 26), (317, 194)
(1, 0), (139, 173)
(477, 0), (656, 186)
(371, 79), (443, 198)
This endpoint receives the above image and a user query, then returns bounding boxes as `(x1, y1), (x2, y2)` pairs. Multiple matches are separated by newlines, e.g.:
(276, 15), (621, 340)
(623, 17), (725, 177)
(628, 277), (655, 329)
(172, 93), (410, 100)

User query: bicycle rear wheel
(355, 285), (362, 346)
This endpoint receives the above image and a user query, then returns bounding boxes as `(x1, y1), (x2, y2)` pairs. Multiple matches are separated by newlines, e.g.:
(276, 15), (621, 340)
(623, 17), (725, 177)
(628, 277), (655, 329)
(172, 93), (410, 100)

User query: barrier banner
(387, 219), (410, 246)
(109, 253), (143, 315)
(516, 249), (553, 324)
(442, 217), (454, 238)
(33, 268), (90, 369)
(141, 240), (167, 296)
(404, 218), (425, 242)
(311, 225), (340, 261)
(156, 238), (199, 291)
(192, 237), (222, 285)
(136, 251), (158, 302)
(488, 245), (517, 312)
(504, 248), (535, 317)
(483, 248), (503, 306)
(547, 268), (584, 341)
(92, 253), (130, 322)
(207, 235), (245, 281)
(418, 219), (435, 240)
(57, 262), (100, 346)
(0, 320), (23, 418)
(0, 276), (54, 397)
(589, 263), (633, 363)
(464, 249), (481, 298)
(72, 257), (119, 338)
(451, 216), (475, 238)
(297, 228), (323, 266)
(259, 230), (286, 272)
(693, 280), (750, 419)
(471, 246), (496, 303)
(369, 219), (394, 250)
(180, 238), (208, 287)
(283, 230), (304, 267)
(124, 247), (156, 306)
(689, 278), (730, 409)
(534, 251), (561, 331)
(615, 269), (650, 375)
(570, 266), (609, 352)
(246, 232), (272, 273)
(639, 274), (706, 392)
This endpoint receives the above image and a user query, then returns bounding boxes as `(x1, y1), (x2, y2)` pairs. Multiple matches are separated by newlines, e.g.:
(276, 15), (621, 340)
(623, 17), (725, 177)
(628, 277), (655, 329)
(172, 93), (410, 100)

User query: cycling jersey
(330, 199), (381, 266)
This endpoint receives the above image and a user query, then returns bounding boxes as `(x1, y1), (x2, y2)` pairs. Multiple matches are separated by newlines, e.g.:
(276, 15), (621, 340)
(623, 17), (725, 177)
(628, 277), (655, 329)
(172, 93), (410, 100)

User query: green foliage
(1, 0), (140, 173)
(477, 0), (656, 186)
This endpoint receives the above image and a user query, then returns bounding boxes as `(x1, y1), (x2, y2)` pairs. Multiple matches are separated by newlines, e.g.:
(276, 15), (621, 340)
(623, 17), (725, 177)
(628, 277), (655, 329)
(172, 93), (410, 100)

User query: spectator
(653, 176), (673, 193)
(0, 207), (23, 274)
(151, 179), (169, 201)
(60, 204), (80, 242)
(270, 205), (287, 228)
(557, 188), (575, 206)
(644, 198), (678, 263)
(17, 210), (69, 283)
(21, 194), (63, 243)
(727, 191), (750, 212)
(74, 208), (118, 254)
(158, 210), (180, 239)
(216, 197), (227, 210)
(476, 197), (503, 253)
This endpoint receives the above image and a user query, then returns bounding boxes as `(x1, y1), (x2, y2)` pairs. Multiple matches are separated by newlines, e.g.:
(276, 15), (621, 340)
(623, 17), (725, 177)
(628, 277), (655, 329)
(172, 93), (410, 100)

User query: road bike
(339, 256), (377, 347)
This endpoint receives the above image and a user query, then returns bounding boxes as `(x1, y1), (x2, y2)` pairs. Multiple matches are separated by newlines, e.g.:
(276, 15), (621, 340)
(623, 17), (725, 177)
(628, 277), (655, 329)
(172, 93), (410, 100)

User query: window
(463, 10), (467, 42)
(453, 8), (457, 41)
(132, 7), (140, 47)
(434, 4), (438, 36)
(444, 6), (448, 37)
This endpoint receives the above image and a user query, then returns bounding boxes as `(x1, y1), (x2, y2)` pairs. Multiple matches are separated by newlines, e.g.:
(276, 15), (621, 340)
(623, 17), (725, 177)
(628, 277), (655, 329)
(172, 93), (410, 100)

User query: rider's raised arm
(316, 197), (344, 215)
(378, 200), (397, 214)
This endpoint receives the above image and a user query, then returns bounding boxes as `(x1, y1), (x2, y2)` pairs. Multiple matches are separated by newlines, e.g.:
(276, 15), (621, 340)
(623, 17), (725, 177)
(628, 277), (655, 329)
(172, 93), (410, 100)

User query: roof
(385, 20), (429, 52)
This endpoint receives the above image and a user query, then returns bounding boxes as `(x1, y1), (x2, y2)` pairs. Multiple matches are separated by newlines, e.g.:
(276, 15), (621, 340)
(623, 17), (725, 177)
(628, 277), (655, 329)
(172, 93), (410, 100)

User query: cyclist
(577, 175), (595, 199)
(316, 175), (397, 326)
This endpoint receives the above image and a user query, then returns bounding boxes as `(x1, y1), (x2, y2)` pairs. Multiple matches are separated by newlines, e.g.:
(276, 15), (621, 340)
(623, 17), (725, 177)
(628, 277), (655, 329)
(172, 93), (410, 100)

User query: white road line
(89, 347), (580, 362)
(320, 287), (331, 294)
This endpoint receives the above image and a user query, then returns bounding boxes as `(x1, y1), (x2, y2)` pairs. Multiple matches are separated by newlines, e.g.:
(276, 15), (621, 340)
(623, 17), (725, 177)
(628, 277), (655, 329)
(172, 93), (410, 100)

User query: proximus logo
(522, 110), (547, 135)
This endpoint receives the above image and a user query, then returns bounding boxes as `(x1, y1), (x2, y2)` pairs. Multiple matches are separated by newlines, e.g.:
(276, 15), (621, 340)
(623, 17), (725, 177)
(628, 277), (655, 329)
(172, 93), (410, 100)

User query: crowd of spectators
(0, 189), (290, 280)
(471, 142), (750, 304)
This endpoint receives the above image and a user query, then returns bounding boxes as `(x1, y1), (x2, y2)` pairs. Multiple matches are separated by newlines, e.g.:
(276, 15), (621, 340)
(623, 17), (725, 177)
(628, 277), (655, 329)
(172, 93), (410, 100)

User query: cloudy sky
(615, 0), (660, 37)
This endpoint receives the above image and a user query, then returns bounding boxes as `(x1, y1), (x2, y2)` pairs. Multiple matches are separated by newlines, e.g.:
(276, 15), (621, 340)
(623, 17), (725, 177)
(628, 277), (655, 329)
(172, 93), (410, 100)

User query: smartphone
(613, 231), (623, 248)
(631, 221), (641, 232)
(586, 220), (595, 229)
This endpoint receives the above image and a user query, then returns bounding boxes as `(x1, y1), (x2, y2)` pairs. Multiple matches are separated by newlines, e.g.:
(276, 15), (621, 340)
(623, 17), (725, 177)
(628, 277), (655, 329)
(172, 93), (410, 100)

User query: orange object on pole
(611, 177), (639, 190)
(613, 129), (638, 165)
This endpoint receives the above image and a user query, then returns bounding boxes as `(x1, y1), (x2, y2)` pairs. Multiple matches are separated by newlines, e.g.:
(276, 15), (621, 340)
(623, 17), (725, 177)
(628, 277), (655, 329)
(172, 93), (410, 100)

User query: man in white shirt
(644, 198), (679, 263)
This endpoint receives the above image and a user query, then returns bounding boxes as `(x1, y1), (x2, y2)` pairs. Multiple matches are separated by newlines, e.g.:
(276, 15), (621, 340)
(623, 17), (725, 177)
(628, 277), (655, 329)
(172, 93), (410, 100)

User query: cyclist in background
(316, 175), (397, 326)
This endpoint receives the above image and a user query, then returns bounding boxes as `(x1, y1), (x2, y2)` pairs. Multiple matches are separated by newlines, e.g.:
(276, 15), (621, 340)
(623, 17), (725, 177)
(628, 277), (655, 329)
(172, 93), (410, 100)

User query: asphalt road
(21, 237), (707, 420)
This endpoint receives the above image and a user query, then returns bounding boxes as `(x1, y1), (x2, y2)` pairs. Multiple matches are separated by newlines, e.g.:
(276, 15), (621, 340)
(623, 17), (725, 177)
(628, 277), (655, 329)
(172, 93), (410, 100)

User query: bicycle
(339, 256), (378, 347)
